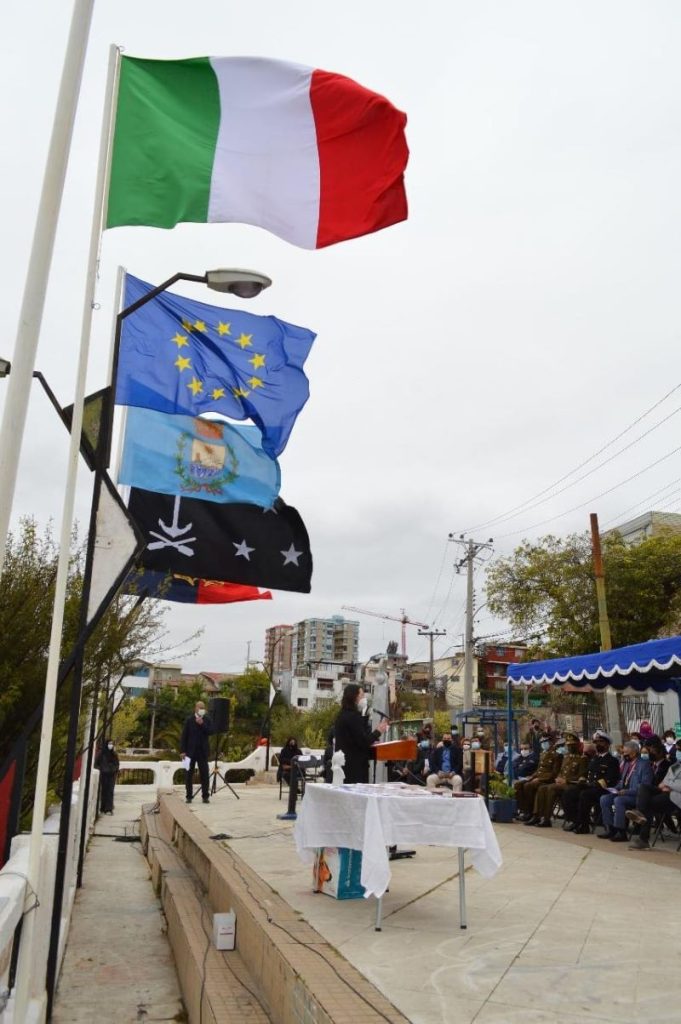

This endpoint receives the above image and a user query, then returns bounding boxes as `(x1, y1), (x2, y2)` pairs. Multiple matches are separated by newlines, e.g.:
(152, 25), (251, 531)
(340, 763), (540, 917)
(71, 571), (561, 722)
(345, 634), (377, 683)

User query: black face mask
(443, 740), (452, 747)
(595, 743), (607, 753)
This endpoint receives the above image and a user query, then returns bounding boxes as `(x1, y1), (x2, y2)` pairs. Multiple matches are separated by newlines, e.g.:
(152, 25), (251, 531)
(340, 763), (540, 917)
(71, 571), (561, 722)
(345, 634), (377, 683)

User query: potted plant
(488, 775), (517, 823)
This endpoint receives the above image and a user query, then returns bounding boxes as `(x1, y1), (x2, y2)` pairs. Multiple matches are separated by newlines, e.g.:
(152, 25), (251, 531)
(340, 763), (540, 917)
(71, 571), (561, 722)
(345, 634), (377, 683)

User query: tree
(486, 529), (681, 657)
(0, 518), (174, 811)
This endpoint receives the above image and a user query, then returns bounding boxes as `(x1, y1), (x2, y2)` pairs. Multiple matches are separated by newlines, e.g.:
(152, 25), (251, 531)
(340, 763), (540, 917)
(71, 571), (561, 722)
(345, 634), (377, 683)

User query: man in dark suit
(426, 734), (463, 791)
(599, 739), (653, 841)
(180, 700), (214, 804)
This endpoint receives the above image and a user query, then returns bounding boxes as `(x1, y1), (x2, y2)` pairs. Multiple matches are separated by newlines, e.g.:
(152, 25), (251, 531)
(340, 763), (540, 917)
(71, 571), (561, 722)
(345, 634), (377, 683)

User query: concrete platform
(191, 782), (681, 1024)
(52, 791), (184, 1023)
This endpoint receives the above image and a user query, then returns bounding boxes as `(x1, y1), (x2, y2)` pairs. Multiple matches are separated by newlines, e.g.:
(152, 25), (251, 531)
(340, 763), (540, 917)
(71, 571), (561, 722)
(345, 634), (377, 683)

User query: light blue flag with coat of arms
(119, 406), (281, 507)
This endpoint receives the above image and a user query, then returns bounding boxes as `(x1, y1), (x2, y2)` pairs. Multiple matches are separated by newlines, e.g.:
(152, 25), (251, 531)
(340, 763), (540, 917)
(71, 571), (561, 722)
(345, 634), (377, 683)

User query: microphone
(373, 709), (390, 721)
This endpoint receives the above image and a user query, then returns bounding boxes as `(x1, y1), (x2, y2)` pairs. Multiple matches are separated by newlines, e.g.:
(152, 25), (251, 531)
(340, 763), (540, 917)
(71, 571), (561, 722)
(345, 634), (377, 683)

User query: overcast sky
(2, 2), (681, 672)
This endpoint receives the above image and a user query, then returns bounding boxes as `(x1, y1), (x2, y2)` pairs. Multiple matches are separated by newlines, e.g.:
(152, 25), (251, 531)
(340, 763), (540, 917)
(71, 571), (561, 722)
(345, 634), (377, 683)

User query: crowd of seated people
(508, 724), (681, 850)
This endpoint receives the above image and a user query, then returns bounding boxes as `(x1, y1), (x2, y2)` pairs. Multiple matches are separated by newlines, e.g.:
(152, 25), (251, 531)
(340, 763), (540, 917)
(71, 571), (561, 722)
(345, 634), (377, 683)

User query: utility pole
(246, 640), (252, 669)
(589, 513), (622, 745)
(418, 628), (447, 718)
(450, 535), (494, 712)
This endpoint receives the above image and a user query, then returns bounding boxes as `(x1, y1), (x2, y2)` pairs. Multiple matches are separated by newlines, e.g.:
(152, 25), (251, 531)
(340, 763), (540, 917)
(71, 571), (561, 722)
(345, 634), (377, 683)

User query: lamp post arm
(101, 271), (208, 469)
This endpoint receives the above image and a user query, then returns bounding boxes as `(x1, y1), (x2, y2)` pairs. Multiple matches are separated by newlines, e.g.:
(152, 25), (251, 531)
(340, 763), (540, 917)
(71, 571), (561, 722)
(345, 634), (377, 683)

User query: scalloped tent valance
(506, 636), (681, 693)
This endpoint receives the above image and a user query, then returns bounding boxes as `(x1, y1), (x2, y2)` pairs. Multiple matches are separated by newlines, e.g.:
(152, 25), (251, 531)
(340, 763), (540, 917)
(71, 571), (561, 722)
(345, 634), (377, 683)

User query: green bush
(488, 775), (516, 799)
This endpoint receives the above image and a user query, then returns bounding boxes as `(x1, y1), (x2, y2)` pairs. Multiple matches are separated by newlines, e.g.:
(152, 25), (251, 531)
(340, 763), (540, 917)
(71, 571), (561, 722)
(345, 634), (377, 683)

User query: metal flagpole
(12, 44), (122, 1021)
(0, 0), (95, 578)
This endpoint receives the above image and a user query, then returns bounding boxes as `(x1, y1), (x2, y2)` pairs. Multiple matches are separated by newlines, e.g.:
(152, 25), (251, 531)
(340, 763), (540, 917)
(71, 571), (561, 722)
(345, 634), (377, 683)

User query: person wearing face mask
(598, 740), (653, 841)
(333, 683), (388, 784)
(277, 736), (303, 784)
(180, 700), (214, 804)
(426, 733), (463, 791)
(529, 732), (589, 829)
(563, 731), (620, 834)
(662, 730), (677, 753)
(626, 737), (680, 849)
(495, 743), (520, 775)
(515, 735), (563, 821)
(95, 738), (120, 814)
(515, 744), (538, 779)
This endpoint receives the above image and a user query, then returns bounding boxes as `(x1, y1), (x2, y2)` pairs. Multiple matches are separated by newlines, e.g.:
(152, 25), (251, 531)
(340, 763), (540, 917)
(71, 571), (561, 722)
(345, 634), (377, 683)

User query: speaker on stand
(208, 697), (239, 800)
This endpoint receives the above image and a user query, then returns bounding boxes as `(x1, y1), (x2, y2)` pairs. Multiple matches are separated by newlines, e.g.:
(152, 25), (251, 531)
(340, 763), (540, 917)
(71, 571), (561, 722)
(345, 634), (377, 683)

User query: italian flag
(106, 56), (409, 249)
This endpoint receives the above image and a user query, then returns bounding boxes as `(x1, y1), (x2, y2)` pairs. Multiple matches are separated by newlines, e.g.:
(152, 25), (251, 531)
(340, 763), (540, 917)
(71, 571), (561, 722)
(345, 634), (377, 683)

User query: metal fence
(620, 697), (665, 737)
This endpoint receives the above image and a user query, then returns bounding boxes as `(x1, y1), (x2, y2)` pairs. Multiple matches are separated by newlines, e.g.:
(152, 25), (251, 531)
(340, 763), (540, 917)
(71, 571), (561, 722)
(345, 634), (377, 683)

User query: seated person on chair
(426, 734), (463, 791)
(562, 731), (620, 834)
(627, 737), (681, 849)
(396, 738), (432, 785)
(515, 736), (562, 820)
(515, 744), (538, 779)
(598, 740), (653, 842)
(529, 732), (589, 829)
(277, 736), (303, 783)
(495, 744), (520, 775)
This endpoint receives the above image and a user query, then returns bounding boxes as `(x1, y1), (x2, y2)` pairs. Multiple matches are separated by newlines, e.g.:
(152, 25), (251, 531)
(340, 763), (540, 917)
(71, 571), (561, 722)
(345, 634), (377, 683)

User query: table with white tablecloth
(294, 783), (502, 929)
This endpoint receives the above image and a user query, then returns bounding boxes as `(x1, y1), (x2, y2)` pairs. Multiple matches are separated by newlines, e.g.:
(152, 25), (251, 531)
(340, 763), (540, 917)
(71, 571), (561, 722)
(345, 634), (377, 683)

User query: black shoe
(524, 816), (539, 826)
(538, 819), (552, 828)
(186, 797), (193, 804)
(202, 798), (210, 804)
(562, 821), (575, 832)
(610, 830), (628, 842)
(518, 813), (532, 822)
(597, 828), (615, 840)
(574, 824), (590, 834)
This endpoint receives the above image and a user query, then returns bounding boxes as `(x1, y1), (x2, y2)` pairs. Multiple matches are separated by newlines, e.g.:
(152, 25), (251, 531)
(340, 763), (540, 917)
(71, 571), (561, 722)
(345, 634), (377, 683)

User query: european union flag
(115, 274), (316, 457)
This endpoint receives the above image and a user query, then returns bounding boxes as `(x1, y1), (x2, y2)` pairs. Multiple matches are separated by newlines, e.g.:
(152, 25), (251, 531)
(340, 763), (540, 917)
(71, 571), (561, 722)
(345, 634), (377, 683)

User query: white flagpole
(12, 44), (122, 1020)
(0, 0), (95, 577)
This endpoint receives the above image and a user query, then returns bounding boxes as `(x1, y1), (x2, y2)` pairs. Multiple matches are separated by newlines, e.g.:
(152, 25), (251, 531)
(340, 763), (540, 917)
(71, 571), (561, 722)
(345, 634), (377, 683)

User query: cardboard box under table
(313, 846), (365, 899)
(294, 782), (503, 931)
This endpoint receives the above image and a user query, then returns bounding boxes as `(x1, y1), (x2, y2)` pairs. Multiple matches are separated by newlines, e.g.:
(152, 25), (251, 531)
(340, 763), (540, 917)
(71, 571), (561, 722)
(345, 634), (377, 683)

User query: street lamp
(262, 628), (296, 770)
(102, 268), (272, 467)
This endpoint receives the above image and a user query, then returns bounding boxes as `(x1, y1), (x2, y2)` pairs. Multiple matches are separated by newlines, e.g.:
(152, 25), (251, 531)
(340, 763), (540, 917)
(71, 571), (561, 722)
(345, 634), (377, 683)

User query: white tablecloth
(294, 783), (503, 898)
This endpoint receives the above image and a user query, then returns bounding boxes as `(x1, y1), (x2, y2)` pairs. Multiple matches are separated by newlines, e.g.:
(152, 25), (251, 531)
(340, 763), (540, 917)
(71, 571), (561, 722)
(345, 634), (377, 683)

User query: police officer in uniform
(527, 732), (589, 827)
(515, 734), (563, 820)
(561, 730), (620, 833)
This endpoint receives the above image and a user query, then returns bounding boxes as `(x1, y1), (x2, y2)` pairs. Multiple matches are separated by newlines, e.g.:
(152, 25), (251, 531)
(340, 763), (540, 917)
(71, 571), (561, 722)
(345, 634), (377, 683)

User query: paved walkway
(192, 782), (681, 1024)
(53, 791), (184, 1024)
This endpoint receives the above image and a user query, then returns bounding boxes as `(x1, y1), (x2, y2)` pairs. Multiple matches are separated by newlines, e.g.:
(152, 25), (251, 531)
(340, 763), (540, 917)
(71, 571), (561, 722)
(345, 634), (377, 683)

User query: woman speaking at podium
(334, 683), (388, 784)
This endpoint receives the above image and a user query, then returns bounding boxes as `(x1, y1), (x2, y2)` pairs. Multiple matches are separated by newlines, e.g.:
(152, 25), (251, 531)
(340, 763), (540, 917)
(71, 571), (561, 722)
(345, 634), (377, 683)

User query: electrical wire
(457, 381), (681, 533)
(423, 538), (451, 624)
(600, 476), (681, 528)
(495, 442), (681, 540)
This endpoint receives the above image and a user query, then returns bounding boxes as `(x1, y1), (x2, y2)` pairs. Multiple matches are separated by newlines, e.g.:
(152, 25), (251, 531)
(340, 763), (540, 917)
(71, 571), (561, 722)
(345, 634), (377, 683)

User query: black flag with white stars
(128, 488), (312, 593)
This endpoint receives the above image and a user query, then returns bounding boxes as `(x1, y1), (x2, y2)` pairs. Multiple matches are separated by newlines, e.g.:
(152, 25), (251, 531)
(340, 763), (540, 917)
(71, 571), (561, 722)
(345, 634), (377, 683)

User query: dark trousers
(100, 772), (116, 813)
(186, 757), (210, 800)
(636, 785), (675, 841)
(571, 785), (604, 827)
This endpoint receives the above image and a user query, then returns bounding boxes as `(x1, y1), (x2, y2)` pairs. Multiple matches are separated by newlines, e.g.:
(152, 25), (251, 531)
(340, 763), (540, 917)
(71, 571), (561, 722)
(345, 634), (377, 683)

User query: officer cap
(592, 730), (611, 744)
(564, 732), (580, 743)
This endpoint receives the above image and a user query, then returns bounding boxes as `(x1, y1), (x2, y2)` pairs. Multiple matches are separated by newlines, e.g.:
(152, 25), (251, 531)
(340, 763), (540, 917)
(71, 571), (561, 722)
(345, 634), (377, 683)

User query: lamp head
(205, 268), (272, 298)
(0, 357), (11, 378)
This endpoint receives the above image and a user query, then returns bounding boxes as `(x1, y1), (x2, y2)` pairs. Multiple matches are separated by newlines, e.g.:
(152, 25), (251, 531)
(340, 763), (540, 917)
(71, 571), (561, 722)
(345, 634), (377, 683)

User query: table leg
(375, 895), (383, 931)
(458, 847), (467, 929)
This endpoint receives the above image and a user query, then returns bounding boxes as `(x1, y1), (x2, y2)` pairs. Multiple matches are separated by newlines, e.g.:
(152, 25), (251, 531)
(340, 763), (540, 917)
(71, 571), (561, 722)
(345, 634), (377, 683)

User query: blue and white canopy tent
(503, 636), (681, 783)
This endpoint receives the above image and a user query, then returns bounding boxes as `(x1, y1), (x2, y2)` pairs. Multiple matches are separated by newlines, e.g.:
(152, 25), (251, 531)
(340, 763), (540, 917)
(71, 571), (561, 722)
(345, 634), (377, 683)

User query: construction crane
(341, 606), (429, 658)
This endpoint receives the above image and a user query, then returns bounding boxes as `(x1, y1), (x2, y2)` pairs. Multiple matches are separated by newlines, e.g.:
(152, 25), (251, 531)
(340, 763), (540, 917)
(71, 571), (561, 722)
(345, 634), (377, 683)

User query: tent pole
(589, 513), (622, 745)
(506, 679), (514, 787)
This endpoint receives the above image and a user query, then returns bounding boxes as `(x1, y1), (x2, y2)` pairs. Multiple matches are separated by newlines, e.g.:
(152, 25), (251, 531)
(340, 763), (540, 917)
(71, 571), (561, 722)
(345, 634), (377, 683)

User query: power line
(495, 442), (681, 540)
(600, 476), (681, 528)
(457, 380), (681, 534)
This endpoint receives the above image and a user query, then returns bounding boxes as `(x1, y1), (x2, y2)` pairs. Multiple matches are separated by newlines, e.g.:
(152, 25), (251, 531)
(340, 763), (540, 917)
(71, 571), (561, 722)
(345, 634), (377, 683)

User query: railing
(0, 771), (100, 1020)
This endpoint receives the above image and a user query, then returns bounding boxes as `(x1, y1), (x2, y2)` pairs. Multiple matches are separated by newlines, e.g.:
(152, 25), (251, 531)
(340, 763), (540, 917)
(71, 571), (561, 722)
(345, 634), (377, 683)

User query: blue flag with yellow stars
(115, 274), (316, 457)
